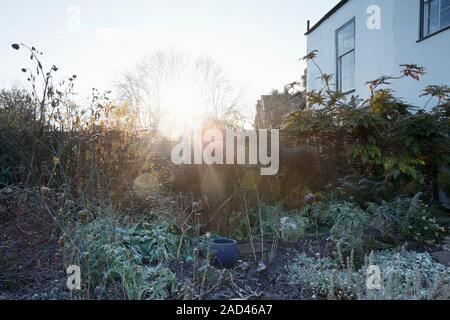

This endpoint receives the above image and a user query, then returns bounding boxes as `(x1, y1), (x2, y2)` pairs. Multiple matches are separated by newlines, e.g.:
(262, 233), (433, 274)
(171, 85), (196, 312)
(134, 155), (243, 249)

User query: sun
(157, 77), (205, 140)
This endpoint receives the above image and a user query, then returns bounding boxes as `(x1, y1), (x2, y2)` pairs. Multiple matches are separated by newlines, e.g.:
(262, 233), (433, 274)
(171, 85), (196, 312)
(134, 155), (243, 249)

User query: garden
(0, 45), (449, 300)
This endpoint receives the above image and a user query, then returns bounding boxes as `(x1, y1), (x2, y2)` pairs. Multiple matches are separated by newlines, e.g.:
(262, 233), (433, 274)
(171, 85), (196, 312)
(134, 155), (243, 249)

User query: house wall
(307, 0), (450, 109)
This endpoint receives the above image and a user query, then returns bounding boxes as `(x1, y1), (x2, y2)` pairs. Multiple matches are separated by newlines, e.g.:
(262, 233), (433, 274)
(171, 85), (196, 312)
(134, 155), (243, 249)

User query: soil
(0, 188), (68, 300)
(168, 236), (334, 300)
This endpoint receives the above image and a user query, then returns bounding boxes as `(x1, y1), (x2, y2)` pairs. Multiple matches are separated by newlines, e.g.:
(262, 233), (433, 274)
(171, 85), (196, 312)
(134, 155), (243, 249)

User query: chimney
(307, 20), (311, 33)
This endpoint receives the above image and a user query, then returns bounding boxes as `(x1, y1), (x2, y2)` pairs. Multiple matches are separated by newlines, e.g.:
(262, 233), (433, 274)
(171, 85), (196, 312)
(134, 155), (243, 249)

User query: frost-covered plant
(279, 216), (310, 243)
(287, 250), (450, 300)
(99, 245), (177, 300)
(371, 250), (450, 300)
(287, 252), (364, 300)
(329, 201), (371, 260)
(118, 220), (195, 264)
(287, 253), (337, 297)
(144, 265), (178, 300)
(368, 193), (444, 244)
(64, 216), (179, 300)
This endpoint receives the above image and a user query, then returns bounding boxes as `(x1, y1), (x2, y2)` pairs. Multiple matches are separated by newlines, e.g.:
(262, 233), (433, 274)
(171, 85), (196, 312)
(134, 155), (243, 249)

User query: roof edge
(305, 0), (350, 35)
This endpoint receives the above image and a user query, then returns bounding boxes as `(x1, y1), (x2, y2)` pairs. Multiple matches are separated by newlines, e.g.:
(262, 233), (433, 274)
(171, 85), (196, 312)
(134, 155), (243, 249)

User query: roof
(305, 0), (349, 35)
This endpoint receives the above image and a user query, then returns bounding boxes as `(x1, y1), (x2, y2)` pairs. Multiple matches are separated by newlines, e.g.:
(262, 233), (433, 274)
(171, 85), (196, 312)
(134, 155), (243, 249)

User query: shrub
(302, 195), (335, 230)
(286, 51), (450, 199)
(328, 201), (372, 261)
(64, 215), (180, 299)
(322, 194), (443, 260)
(368, 193), (444, 244)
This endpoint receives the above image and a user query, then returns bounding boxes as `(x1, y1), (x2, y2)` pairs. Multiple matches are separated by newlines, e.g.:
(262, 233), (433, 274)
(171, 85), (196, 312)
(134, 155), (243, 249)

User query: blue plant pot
(210, 237), (238, 268)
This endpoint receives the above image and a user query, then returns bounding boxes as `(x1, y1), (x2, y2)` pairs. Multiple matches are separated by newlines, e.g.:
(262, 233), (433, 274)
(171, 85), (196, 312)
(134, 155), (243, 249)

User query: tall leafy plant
(285, 51), (450, 196)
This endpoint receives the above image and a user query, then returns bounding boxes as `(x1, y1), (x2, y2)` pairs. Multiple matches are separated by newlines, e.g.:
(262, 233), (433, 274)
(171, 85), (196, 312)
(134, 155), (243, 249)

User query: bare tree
(194, 56), (243, 124)
(115, 49), (244, 132)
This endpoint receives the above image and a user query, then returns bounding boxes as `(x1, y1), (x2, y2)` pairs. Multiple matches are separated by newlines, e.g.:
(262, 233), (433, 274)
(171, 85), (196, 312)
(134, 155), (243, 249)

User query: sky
(0, 0), (338, 123)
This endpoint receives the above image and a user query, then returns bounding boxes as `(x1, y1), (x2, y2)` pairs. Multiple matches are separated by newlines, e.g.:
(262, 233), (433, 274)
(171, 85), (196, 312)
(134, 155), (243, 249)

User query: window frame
(335, 17), (356, 93)
(419, 0), (450, 41)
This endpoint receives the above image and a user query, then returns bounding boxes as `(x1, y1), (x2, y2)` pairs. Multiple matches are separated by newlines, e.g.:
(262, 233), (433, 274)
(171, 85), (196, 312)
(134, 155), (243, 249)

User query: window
(336, 19), (355, 93)
(422, 0), (450, 38)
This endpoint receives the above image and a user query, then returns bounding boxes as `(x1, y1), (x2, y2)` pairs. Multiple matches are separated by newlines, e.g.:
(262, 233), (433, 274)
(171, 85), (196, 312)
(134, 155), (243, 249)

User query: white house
(306, 0), (450, 108)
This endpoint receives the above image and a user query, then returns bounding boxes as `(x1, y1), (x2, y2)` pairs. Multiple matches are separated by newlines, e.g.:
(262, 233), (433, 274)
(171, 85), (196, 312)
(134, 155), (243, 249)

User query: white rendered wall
(306, 0), (450, 109)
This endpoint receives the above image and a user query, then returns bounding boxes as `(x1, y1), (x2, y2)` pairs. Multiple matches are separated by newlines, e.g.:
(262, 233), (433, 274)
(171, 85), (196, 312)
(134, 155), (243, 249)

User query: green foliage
(368, 193), (444, 244)
(90, 244), (177, 300)
(329, 202), (371, 260)
(305, 205), (333, 230)
(288, 52), (450, 195)
(348, 143), (382, 167)
(287, 104), (449, 189)
(319, 195), (443, 263)
(279, 215), (310, 243)
(145, 265), (178, 300)
(118, 220), (195, 264)
(383, 157), (425, 183)
(421, 85), (450, 107)
(0, 152), (14, 185)
(259, 205), (281, 238)
(340, 176), (389, 205)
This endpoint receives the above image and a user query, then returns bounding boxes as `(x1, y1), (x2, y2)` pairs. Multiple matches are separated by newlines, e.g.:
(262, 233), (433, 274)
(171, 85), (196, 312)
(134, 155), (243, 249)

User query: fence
(0, 128), (354, 208)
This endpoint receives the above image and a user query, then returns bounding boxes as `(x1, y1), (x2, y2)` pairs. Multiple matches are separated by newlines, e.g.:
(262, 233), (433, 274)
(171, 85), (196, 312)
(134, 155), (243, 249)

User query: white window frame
(336, 18), (356, 93)
(421, 0), (450, 38)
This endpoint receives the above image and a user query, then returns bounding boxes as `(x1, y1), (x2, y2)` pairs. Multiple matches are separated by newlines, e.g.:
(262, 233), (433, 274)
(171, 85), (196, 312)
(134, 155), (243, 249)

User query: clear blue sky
(0, 0), (338, 118)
